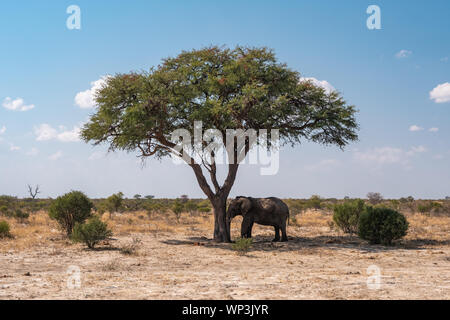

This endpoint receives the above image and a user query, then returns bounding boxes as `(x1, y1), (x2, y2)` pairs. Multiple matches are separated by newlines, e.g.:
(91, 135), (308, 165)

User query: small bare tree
(367, 192), (383, 205)
(27, 185), (41, 199)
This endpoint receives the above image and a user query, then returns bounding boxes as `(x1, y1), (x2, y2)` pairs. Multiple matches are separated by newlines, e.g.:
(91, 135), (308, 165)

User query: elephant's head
(226, 196), (252, 222)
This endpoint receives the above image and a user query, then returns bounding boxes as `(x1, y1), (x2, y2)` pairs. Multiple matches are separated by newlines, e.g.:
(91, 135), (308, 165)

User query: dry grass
(1, 209), (449, 252)
(0, 209), (449, 299)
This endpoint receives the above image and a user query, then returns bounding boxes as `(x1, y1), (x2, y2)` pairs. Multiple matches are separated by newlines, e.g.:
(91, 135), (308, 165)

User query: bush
(332, 199), (365, 234)
(367, 192), (383, 205)
(0, 220), (11, 238)
(120, 237), (142, 255)
(358, 207), (408, 245)
(232, 238), (253, 255)
(72, 216), (112, 249)
(184, 200), (198, 215)
(106, 192), (124, 214)
(48, 191), (93, 237)
(307, 195), (322, 210)
(14, 209), (29, 222)
(172, 200), (184, 223)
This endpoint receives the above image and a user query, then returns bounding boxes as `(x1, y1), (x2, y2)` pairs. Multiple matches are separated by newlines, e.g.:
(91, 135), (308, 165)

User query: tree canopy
(81, 46), (358, 242)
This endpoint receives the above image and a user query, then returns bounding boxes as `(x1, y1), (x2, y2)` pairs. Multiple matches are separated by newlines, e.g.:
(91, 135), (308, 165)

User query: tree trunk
(212, 196), (231, 243)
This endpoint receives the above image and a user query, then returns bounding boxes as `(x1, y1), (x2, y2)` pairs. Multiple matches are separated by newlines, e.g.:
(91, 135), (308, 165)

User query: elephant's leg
(273, 226), (280, 242)
(246, 221), (254, 238)
(241, 217), (253, 238)
(280, 220), (288, 242)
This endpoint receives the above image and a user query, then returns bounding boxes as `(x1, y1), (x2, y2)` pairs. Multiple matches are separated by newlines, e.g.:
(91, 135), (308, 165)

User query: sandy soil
(0, 211), (449, 299)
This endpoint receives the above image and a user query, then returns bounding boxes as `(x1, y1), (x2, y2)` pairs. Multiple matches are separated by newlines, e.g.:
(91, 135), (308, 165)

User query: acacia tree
(81, 46), (358, 242)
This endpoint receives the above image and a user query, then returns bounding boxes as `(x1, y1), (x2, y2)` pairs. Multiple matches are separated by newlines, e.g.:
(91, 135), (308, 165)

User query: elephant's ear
(239, 197), (252, 216)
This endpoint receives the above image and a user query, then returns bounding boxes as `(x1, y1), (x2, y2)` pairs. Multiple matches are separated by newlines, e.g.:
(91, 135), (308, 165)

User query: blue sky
(0, 0), (449, 199)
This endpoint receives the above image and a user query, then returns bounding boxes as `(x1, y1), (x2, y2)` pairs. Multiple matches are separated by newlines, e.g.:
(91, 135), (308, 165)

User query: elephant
(227, 196), (290, 242)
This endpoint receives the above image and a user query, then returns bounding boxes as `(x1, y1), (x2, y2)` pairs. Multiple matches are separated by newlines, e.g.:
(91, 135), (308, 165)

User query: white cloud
(354, 146), (427, 167)
(305, 159), (339, 172)
(9, 143), (20, 151)
(2, 97), (35, 111)
(354, 147), (405, 165)
(430, 82), (450, 103)
(34, 124), (81, 142)
(26, 147), (39, 156)
(56, 126), (81, 142)
(35, 124), (58, 141)
(0, 126), (5, 135)
(75, 76), (109, 108)
(48, 151), (63, 161)
(429, 127), (439, 132)
(409, 125), (423, 132)
(395, 50), (412, 58)
(300, 77), (335, 94)
(406, 145), (427, 156)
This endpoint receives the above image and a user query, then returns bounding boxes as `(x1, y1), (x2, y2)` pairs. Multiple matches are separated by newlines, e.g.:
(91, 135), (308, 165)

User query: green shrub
(232, 238), (253, 255)
(358, 207), (409, 245)
(332, 199), (365, 234)
(307, 195), (322, 210)
(0, 220), (11, 238)
(48, 191), (93, 237)
(185, 200), (198, 215)
(106, 192), (124, 213)
(14, 209), (29, 222)
(197, 206), (211, 213)
(172, 200), (184, 223)
(0, 205), (9, 216)
(417, 203), (433, 214)
(72, 216), (112, 249)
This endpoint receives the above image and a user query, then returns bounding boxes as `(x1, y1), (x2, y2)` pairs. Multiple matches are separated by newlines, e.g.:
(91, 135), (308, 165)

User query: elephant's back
(261, 197), (289, 214)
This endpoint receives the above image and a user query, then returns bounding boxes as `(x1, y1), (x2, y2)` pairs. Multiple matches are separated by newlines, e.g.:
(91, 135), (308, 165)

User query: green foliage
(232, 237), (253, 255)
(417, 201), (443, 214)
(285, 199), (306, 216)
(417, 203), (432, 214)
(48, 191), (93, 236)
(81, 46), (358, 155)
(0, 196), (17, 217)
(172, 200), (184, 223)
(307, 195), (322, 210)
(332, 199), (365, 234)
(14, 209), (29, 222)
(106, 192), (124, 213)
(0, 220), (11, 238)
(72, 216), (112, 249)
(184, 200), (198, 215)
(0, 206), (8, 216)
(358, 207), (409, 245)
(197, 200), (211, 213)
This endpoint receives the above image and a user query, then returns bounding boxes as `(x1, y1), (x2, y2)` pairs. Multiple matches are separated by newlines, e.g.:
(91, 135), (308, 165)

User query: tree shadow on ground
(81, 246), (122, 252)
(161, 235), (450, 254)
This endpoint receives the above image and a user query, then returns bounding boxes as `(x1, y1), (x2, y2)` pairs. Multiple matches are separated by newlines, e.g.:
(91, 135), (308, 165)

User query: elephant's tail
(287, 209), (290, 226)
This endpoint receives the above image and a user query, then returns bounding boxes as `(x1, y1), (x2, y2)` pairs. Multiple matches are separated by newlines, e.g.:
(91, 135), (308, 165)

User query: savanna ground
(0, 209), (449, 300)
